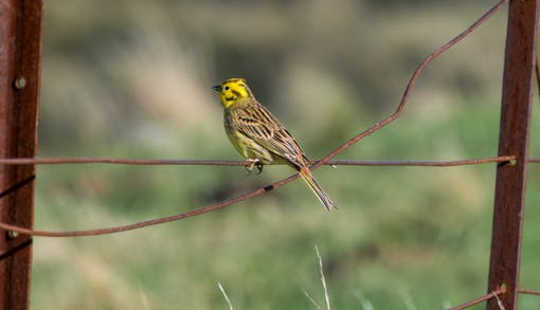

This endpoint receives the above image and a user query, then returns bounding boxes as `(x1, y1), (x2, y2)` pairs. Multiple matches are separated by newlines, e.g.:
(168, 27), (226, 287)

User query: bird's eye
(224, 86), (230, 91)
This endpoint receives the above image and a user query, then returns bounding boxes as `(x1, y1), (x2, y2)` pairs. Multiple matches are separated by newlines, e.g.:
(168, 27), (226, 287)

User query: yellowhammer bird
(213, 78), (336, 211)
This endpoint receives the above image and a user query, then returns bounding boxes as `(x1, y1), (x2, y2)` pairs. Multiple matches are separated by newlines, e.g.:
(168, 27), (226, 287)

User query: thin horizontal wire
(330, 157), (517, 166)
(518, 288), (540, 296)
(0, 155), (525, 167)
(446, 288), (505, 310)
(0, 157), (249, 166)
(0, 0), (509, 238)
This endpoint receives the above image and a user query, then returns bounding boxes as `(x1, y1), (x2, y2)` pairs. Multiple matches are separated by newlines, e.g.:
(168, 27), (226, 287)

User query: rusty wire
(446, 288), (505, 310)
(0, 0), (513, 238)
(518, 288), (540, 296)
(0, 155), (527, 167)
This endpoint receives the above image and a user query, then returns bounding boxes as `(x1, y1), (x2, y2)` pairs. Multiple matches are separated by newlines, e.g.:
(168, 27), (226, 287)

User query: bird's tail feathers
(299, 167), (337, 211)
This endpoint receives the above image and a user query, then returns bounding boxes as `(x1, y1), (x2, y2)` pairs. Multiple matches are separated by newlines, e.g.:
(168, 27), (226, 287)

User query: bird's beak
(212, 85), (222, 92)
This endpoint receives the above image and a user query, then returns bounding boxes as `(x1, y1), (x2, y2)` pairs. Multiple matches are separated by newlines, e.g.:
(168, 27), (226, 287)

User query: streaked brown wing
(230, 103), (308, 168)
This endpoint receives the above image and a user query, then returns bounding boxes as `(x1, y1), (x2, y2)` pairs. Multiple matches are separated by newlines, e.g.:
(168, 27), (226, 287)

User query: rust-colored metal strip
(0, 0), (43, 309)
(486, 1), (538, 310)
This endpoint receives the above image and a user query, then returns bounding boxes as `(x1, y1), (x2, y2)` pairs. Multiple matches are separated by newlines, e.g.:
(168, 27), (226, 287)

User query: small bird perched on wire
(213, 78), (336, 211)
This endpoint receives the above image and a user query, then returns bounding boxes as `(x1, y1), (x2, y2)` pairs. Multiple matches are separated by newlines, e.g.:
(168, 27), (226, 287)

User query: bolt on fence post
(487, 1), (538, 310)
(0, 0), (43, 309)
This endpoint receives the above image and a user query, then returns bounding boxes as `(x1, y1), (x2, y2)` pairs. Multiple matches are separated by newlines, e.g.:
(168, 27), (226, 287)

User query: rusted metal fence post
(486, 0), (538, 310)
(0, 0), (43, 309)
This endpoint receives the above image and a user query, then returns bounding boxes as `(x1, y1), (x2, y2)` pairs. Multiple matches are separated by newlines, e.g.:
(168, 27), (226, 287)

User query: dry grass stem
(217, 282), (234, 310)
(315, 246), (331, 310)
(303, 290), (323, 310)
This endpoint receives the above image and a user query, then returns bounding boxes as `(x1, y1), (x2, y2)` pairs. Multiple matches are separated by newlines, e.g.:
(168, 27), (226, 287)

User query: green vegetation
(32, 1), (539, 309)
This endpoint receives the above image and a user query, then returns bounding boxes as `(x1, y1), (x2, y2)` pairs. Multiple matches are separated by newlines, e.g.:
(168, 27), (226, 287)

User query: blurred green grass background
(31, 0), (540, 309)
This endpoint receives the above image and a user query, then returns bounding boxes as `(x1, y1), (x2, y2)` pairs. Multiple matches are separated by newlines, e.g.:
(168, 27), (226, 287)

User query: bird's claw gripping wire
(245, 158), (264, 175)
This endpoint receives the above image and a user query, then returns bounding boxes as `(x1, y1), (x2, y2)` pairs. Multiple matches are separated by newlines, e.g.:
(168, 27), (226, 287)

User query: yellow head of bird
(213, 78), (254, 108)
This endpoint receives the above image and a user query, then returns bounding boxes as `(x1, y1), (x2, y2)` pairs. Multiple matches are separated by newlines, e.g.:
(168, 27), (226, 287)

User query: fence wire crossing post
(487, 1), (538, 310)
(0, 0), (43, 309)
